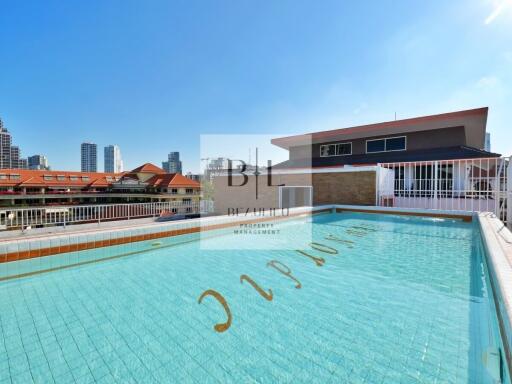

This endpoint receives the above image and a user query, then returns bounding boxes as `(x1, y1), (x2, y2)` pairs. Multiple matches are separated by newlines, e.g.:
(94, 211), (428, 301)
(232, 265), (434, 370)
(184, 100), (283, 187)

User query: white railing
(0, 201), (214, 231)
(377, 157), (511, 227)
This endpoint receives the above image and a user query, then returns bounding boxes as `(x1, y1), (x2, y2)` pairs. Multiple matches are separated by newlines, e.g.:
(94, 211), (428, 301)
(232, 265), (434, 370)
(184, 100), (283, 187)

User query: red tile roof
(0, 169), (120, 188)
(130, 163), (166, 174)
(0, 163), (200, 189)
(146, 173), (200, 188)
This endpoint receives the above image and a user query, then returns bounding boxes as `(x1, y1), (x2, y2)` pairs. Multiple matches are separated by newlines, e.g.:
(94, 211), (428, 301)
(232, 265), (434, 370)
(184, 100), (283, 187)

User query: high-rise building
(28, 155), (50, 170)
(485, 132), (491, 152)
(204, 157), (229, 181)
(0, 117), (38, 169)
(18, 158), (28, 169)
(81, 142), (97, 172)
(185, 172), (202, 182)
(104, 145), (123, 173)
(162, 152), (182, 174)
(0, 118), (13, 169)
(10, 146), (20, 168)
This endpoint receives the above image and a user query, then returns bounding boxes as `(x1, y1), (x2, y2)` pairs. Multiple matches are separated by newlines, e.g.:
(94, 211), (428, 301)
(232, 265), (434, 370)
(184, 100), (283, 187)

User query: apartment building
(0, 163), (200, 207)
(104, 145), (123, 173)
(162, 152), (182, 174)
(28, 155), (50, 170)
(81, 142), (97, 172)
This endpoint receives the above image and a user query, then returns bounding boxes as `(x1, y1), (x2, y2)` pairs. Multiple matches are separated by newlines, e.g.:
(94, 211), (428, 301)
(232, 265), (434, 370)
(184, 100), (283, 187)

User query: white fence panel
(377, 157), (510, 227)
(0, 200), (215, 231)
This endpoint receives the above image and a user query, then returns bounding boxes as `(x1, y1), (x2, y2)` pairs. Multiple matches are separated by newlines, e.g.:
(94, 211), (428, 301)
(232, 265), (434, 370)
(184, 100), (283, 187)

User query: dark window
(367, 136), (406, 153)
(320, 142), (351, 157)
(336, 143), (352, 155)
(366, 139), (385, 153)
(320, 144), (336, 157)
(386, 137), (406, 151)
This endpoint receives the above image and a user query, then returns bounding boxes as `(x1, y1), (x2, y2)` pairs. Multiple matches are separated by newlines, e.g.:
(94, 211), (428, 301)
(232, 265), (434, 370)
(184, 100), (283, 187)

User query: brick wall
(312, 171), (375, 205)
(212, 171), (376, 215)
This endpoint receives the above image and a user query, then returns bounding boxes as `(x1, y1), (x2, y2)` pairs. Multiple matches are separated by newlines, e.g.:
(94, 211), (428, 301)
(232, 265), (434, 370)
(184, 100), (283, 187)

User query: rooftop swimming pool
(0, 211), (509, 383)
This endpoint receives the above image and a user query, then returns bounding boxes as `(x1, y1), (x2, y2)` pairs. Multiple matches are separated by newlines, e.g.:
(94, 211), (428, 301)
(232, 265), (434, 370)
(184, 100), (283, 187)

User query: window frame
(319, 142), (352, 157)
(366, 136), (407, 153)
(385, 136), (407, 152)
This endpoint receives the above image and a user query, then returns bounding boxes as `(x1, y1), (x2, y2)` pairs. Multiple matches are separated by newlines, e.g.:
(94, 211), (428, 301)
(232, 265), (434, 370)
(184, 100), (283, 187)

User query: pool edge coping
(477, 213), (512, 377)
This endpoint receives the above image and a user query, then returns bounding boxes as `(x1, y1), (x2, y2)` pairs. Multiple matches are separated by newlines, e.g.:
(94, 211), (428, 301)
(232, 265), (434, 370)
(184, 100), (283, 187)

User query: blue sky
(0, 0), (511, 173)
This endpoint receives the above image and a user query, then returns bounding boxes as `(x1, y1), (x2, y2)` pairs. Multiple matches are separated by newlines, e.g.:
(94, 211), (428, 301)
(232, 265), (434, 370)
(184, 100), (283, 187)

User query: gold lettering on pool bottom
(351, 225), (378, 232)
(346, 229), (367, 237)
(267, 260), (302, 289)
(309, 242), (338, 255)
(198, 290), (232, 333)
(240, 275), (274, 301)
(295, 250), (325, 266)
(199, 242), (345, 333)
(325, 234), (354, 247)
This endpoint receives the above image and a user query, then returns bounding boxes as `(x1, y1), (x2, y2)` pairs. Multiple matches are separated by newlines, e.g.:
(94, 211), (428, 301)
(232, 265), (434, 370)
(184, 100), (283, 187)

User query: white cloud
(352, 102), (368, 115)
(484, 0), (512, 24)
(476, 75), (500, 88)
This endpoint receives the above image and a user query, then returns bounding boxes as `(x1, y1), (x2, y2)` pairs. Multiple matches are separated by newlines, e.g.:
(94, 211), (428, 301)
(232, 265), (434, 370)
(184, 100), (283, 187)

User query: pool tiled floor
(0, 213), (502, 383)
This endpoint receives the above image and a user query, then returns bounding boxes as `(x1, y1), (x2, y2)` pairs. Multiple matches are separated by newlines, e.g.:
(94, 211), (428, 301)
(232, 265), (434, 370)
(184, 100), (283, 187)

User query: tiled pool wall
(0, 206), (476, 282)
(0, 206), (334, 281)
(478, 213), (512, 382)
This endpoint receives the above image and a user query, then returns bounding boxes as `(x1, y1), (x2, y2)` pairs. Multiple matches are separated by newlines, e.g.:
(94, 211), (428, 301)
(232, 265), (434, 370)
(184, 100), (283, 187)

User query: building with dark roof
(212, 107), (503, 214)
(271, 107), (498, 168)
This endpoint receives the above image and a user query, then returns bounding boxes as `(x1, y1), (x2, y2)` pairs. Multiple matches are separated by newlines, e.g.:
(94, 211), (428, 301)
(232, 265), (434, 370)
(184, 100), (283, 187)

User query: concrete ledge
(477, 212), (512, 377)
(334, 204), (473, 221)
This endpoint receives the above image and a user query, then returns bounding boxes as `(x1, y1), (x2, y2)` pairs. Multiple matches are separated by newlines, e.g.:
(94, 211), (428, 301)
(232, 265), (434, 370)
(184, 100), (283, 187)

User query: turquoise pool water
(0, 212), (507, 383)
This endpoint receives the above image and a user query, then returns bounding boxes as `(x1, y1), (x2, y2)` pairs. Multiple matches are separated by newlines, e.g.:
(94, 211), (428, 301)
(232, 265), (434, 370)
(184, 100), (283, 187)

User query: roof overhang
(271, 107), (488, 150)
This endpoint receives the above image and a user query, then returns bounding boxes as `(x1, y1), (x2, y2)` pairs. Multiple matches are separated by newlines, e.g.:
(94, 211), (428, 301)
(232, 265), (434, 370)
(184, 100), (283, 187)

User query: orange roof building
(0, 163), (200, 207)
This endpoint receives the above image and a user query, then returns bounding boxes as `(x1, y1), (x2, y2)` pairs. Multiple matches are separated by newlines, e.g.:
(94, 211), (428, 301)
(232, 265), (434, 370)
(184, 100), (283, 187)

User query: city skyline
(0, 1), (511, 173)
